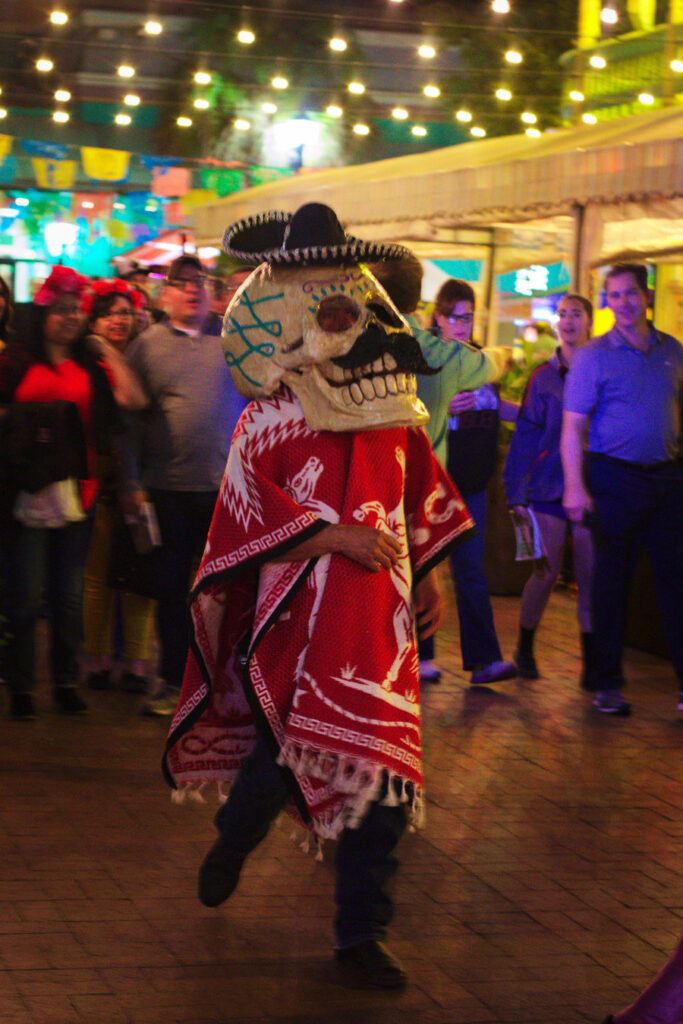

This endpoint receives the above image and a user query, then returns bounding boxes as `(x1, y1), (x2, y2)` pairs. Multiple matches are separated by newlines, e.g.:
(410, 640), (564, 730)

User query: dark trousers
(150, 489), (218, 693)
(215, 736), (408, 947)
(586, 455), (683, 690)
(4, 518), (92, 694)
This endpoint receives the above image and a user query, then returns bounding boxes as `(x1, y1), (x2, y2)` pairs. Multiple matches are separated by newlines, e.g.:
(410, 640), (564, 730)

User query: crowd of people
(0, 206), (681, 1012)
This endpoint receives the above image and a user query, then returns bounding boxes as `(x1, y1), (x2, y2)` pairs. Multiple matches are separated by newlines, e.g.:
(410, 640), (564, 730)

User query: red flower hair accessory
(81, 277), (144, 318)
(34, 266), (89, 306)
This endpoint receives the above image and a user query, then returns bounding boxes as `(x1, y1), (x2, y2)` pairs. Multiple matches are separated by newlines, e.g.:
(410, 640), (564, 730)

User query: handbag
(13, 478), (85, 528)
(107, 505), (163, 599)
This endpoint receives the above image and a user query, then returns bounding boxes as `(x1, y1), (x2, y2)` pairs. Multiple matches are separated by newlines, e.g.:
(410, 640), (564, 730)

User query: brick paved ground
(1, 581), (681, 1024)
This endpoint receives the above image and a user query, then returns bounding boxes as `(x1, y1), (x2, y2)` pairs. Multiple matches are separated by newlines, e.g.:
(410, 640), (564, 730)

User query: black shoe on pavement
(54, 687), (88, 715)
(335, 939), (408, 989)
(514, 648), (539, 680)
(198, 838), (244, 907)
(120, 671), (148, 694)
(10, 692), (36, 720)
(86, 670), (112, 690)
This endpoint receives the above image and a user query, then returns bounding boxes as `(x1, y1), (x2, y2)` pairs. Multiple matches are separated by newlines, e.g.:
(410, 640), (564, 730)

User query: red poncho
(164, 388), (473, 837)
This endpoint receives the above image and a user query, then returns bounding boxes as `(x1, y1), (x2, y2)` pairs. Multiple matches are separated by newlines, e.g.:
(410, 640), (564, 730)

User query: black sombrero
(222, 202), (411, 266)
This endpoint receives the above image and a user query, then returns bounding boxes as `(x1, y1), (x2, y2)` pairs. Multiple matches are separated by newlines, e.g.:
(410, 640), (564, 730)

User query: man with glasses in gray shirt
(124, 255), (243, 715)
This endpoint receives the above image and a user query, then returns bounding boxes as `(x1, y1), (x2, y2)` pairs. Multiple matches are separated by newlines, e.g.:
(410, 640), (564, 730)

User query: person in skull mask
(162, 203), (474, 989)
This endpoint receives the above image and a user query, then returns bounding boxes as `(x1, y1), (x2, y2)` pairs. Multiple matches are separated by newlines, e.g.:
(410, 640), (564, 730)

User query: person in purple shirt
(561, 263), (683, 716)
(503, 294), (595, 685)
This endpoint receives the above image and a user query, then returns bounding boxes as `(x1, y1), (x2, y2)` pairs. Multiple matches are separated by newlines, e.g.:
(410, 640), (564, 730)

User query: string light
(492, 0), (510, 12)
(144, 20), (163, 35)
(600, 6), (618, 24)
(423, 84), (440, 97)
(496, 87), (512, 100)
(521, 111), (537, 124)
(418, 44), (436, 59)
(392, 107), (409, 119)
(411, 125), (427, 136)
(115, 113), (132, 125)
(589, 54), (606, 68)
(234, 118), (251, 130)
(54, 89), (71, 102)
(50, 10), (69, 25)
(329, 37), (347, 52)
(194, 71), (211, 85)
(582, 112), (598, 124)
(53, 110), (69, 123)
(237, 29), (255, 44)
(326, 104), (343, 117)
(36, 58), (54, 72)
(638, 92), (654, 104)
(353, 123), (370, 135)
(113, 202), (125, 210)
(272, 76), (289, 89)
(455, 109), (472, 122)
(569, 89), (585, 101)
(124, 94), (141, 106)
(117, 64), (136, 78)
(193, 98), (210, 109)
(262, 101), (277, 114)
(505, 49), (523, 64)
(348, 81), (365, 94)
(471, 126), (486, 137)
(177, 116), (193, 127)
(526, 127), (541, 137)
(15, 197), (29, 206)
(82, 201), (94, 209)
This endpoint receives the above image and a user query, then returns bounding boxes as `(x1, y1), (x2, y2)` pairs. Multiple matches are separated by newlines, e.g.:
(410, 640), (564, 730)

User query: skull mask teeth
(222, 262), (431, 432)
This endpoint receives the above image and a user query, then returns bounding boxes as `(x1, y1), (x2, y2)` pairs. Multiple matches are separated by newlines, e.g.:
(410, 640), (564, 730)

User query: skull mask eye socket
(315, 294), (362, 333)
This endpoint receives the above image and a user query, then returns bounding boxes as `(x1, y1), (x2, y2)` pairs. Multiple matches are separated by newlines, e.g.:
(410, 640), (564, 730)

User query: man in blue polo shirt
(561, 263), (683, 715)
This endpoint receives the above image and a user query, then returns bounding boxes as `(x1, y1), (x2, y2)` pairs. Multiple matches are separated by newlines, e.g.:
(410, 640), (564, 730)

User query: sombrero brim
(222, 210), (411, 266)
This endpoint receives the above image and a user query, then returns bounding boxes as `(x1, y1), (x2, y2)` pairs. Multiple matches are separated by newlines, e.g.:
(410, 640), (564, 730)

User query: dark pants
(150, 489), (218, 694)
(4, 518), (92, 694)
(448, 489), (502, 670)
(586, 455), (683, 690)
(215, 736), (408, 947)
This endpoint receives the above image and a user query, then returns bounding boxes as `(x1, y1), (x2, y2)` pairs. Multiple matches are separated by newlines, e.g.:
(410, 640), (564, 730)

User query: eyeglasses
(445, 313), (474, 325)
(104, 310), (135, 320)
(168, 275), (207, 291)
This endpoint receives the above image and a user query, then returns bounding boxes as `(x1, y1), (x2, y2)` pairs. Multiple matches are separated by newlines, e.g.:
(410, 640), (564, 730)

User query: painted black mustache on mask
(331, 323), (440, 376)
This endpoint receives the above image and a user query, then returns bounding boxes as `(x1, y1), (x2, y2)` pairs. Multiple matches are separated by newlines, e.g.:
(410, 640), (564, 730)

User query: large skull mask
(222, 261), (433, 432)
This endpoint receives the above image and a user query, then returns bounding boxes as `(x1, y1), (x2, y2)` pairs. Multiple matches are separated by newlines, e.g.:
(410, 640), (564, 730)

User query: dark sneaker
(514, 648), (539, 680)
(418, 660), (441, 682)
(10, 692), (36, 720)
(335, 939), (408, 989)
(86, 669), (112, 690)
(120, 671), (148, 694)
(593, 691), (631, 716)
(198, 838), (244, 907)
(470, 660), (517, 686)
(55, 687), (88, 715)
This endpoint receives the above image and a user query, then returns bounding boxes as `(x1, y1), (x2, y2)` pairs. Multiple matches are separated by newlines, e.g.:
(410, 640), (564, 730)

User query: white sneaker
(419, 660), (441, 682)
(142, 689), (180, 717)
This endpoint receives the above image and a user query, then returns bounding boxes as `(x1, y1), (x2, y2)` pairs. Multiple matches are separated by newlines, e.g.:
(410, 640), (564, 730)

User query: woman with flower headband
(0, 267), (122, 719)
(80, 280), (155, 695)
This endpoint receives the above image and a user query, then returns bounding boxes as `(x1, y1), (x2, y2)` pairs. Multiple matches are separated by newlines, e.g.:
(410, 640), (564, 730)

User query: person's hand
(510, 505), (531, 522)
(414, 571), (443, 639)
(120, 488), (148, 518)
(85, 332), (108, 357)
(562, 485), (594, 523)
(448, 391), (476, 415)
(335, 524), (402, 572)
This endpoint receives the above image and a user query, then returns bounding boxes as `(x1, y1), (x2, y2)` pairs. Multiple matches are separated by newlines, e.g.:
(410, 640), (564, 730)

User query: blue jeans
(215, 736), (408, 947)
(5, 517), (92, 694)
(448, 489), (502, 670)
(150, 489), (218, 694)
(586, 455), (683, 691)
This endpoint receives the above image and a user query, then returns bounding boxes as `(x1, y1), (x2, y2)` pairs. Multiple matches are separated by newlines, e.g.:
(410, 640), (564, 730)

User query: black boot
(514, 626), (539, 679)
(580, 632), (597, 690)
